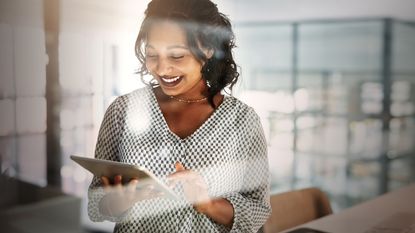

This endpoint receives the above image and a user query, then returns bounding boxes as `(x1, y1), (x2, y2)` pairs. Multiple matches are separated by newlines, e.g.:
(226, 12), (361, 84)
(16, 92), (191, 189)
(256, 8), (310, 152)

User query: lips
(159, 76), (183, 87)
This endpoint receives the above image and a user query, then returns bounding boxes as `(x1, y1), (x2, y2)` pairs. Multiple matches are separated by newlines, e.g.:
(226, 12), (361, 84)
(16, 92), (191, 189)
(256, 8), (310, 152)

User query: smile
(161, 76), (181, 83)
(159, 75), (183, 87)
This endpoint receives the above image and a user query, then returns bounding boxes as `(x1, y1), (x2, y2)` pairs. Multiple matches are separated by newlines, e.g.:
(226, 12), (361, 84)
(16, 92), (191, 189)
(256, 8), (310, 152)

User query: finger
(114, 175), (123, 193)
(114, 174), (122, 185)
(129, 177), (139, 183)
(128, 178), (139, 189)
(175, 162), (185, 171)
(101, 176), (110, 187)
(128, 179), (138, 192)
(126, 179), (138, 200)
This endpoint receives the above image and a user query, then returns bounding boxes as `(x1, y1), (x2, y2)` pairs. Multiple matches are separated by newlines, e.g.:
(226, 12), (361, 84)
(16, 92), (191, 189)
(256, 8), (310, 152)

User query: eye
(145, 54), (158, 59)
(170, 54), (184, 60)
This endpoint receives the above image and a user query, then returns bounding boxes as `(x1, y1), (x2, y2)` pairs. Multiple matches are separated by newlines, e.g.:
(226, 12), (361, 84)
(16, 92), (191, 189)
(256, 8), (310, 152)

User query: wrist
(194, 198), (235, 227)
(194, 199), (214, 214)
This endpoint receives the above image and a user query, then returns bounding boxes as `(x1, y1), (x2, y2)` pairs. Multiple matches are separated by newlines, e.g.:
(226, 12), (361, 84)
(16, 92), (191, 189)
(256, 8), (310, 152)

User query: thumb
(175, 161), (185, 171)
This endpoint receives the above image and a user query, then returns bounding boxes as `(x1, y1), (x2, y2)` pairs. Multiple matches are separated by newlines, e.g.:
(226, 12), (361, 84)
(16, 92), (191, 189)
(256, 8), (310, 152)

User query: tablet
(70, 155), (179, 200)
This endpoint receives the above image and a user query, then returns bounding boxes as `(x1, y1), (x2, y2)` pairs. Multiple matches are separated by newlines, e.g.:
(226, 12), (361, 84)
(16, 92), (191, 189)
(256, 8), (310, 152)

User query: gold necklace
(169, 95), (207, 103)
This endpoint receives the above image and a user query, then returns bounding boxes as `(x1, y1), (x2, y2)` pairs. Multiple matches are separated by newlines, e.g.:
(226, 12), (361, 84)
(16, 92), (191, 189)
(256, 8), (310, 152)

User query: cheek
(192, 63), (204, 75)
(145, 61), (156, 72)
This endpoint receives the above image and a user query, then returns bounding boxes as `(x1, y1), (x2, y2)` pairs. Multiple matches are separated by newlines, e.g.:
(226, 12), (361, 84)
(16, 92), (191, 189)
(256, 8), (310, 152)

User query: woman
(88, 0), (271, 232)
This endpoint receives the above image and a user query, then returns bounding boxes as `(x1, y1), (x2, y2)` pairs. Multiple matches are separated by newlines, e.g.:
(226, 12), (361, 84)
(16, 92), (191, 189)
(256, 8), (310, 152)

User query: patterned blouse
(88, 86), (271, 233)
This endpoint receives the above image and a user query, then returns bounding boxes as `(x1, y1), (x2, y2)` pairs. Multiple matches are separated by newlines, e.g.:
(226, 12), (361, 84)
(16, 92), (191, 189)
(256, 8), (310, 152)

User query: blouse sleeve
(224, 109), (272, 233)
(87, 97), (124, 222)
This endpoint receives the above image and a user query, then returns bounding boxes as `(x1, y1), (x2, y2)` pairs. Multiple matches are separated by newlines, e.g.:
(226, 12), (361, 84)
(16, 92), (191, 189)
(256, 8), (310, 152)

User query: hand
(168, 163), (235, 226)
(167, 162), (212, 213)
(99, 175), (163, 217)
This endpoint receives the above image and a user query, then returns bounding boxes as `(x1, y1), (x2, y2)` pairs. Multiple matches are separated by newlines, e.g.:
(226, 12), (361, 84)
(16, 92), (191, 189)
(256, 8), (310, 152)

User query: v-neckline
(148, 86), (229, 142)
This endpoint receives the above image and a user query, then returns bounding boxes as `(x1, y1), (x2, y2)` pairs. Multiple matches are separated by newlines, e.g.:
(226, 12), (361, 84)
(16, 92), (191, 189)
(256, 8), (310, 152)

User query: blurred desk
(282, 183), (415, 233)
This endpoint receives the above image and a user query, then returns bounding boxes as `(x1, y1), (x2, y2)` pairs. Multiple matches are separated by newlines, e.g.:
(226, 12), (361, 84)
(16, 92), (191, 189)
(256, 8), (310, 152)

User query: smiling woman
(86, 0), (271, 232)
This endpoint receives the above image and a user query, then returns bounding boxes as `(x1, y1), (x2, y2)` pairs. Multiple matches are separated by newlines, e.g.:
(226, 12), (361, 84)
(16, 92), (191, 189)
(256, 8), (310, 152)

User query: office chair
(264, 187), (333, 233)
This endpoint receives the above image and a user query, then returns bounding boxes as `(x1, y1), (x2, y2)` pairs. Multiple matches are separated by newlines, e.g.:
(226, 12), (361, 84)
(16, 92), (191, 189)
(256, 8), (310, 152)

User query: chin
(159, 86), (181, 96)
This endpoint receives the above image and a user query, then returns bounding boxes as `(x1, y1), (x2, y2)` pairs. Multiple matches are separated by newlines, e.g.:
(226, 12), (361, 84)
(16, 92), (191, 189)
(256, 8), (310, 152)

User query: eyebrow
(145, 44), (188, 50)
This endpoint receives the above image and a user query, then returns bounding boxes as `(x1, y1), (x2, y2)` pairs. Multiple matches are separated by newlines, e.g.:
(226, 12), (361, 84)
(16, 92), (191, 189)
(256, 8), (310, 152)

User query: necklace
(169, 95), (207, 103)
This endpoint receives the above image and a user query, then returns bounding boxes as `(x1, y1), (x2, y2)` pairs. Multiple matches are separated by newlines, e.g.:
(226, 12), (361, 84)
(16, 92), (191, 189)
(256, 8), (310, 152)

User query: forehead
(146, 21), (188, 48)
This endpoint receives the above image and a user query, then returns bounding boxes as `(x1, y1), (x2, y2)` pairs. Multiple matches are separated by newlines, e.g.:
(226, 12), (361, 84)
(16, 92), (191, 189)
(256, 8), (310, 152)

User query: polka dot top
(88, 86), (271, 233)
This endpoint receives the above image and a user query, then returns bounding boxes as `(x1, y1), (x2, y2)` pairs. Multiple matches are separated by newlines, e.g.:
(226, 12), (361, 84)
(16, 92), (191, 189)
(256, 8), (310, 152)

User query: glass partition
(234, 18), (415, 210)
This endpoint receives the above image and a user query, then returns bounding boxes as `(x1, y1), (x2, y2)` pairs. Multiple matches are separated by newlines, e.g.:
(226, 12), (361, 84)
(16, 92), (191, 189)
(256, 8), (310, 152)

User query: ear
(203, 48), (214, 59)
(207, 49), (214, 59)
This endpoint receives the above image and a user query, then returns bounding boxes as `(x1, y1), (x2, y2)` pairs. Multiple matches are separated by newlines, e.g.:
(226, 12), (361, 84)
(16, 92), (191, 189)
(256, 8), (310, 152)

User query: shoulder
(116, 86), (152, 102)
(224, 95), (260, 122)
(101, 86), (155, 123)
(223, 96), (267, 150)
(220, 95), (263, 137)
(109, 86), (154, 109)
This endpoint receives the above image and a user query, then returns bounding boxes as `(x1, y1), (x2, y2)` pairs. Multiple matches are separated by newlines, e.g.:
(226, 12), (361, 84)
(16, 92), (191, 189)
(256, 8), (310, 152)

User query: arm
(195, 198), (235, 227)
(223, 109), (271, 232)
(172, 162), (235, 227)
(87, 97), (124, 222)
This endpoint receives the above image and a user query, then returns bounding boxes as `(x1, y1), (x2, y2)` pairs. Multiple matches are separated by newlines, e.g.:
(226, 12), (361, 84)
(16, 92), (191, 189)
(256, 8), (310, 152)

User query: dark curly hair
(135, 0), (239, 108)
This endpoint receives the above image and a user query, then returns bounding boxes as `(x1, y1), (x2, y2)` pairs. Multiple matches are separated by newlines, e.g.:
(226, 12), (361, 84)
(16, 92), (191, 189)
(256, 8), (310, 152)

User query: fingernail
(175, 162), (184, 170)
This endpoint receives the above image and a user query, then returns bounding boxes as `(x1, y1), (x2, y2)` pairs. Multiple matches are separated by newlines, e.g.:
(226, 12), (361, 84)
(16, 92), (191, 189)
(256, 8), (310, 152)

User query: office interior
(1, 0), (414, 232)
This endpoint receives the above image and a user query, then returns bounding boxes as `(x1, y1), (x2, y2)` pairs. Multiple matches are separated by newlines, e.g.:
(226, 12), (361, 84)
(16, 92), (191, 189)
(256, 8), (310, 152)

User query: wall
(0, 0), (47, 186)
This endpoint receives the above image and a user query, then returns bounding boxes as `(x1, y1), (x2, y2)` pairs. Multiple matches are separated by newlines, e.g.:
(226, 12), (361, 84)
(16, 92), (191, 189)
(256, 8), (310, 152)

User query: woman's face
(145, 21), (208, 98)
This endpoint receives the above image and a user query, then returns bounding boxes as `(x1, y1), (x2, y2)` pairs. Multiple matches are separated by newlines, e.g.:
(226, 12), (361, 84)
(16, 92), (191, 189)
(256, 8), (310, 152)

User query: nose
(154, 58), (173, 76)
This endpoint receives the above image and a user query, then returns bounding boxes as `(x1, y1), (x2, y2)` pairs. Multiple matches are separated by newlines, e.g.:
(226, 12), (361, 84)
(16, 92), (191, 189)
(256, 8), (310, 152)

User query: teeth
(162, 76), (180, 83)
